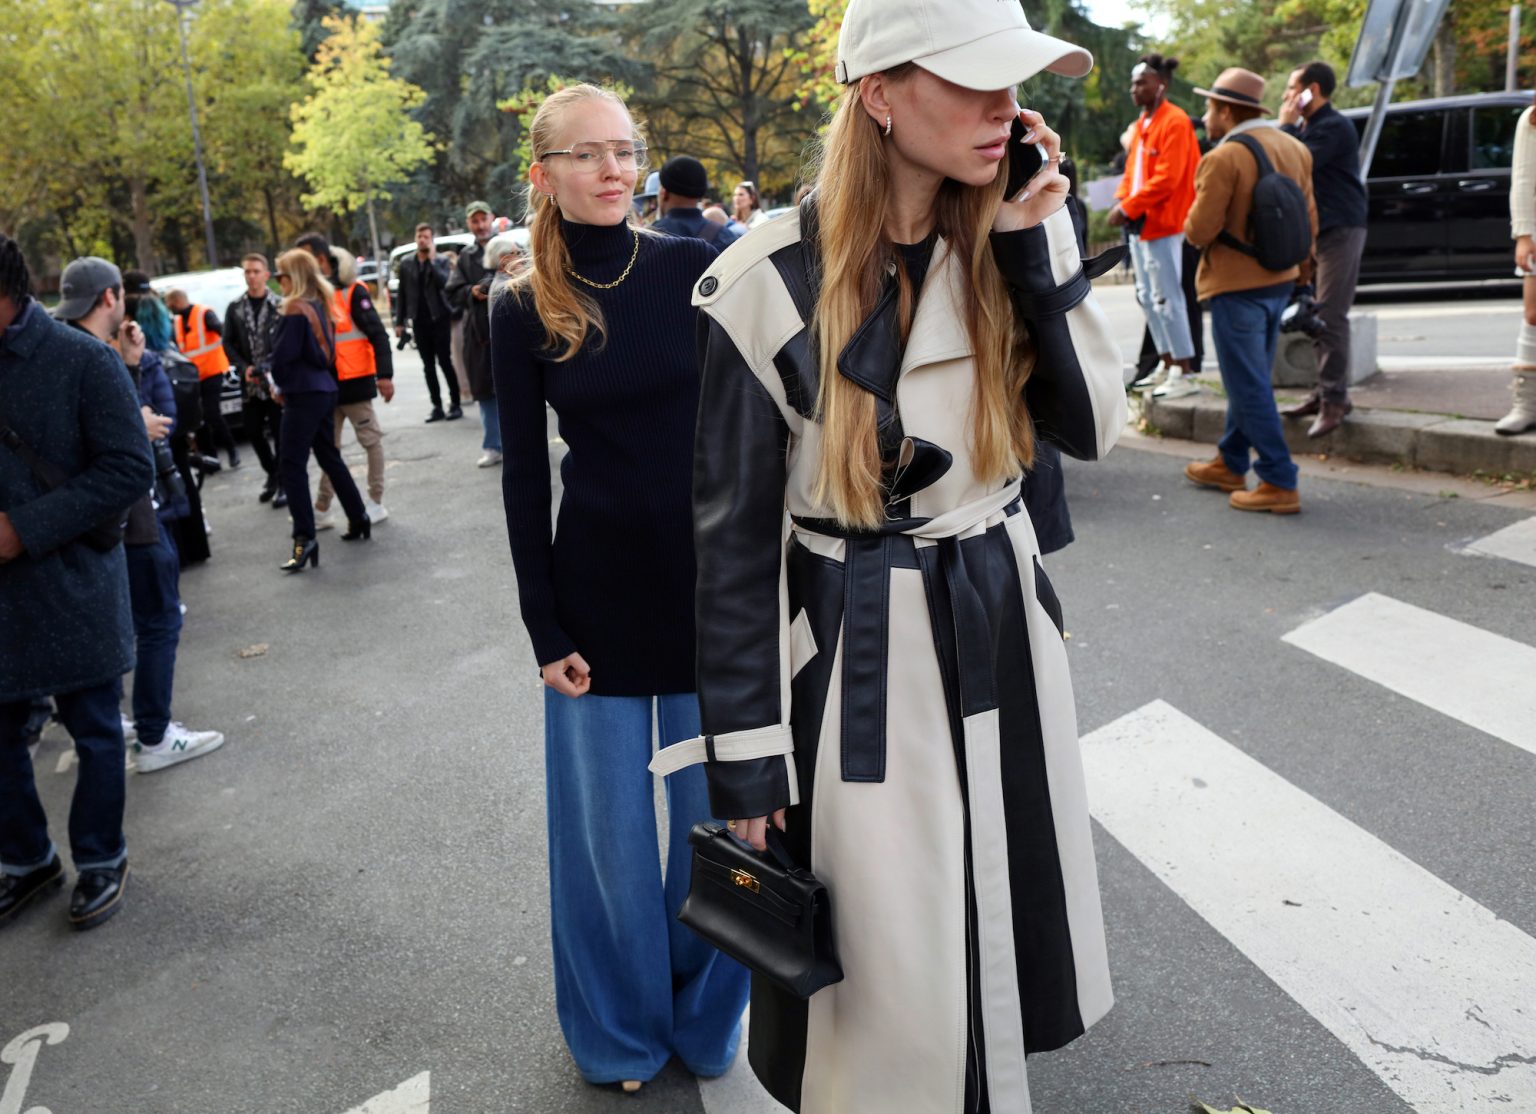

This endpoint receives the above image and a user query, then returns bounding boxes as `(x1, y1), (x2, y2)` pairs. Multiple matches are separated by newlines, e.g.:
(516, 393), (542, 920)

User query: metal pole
(1358, 77), (1397, 177)
(1508, 5), (1522, 92)
(167, 0), (219, 268)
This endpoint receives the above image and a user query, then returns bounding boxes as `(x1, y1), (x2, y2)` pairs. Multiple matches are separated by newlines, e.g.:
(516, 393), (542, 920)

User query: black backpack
(1218, 133), (1312, 272)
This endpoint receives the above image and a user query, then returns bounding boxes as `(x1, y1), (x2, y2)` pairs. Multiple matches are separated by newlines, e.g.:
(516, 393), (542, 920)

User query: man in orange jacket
(1112, 53), (1202, 399)
(167, 288), (241, 470)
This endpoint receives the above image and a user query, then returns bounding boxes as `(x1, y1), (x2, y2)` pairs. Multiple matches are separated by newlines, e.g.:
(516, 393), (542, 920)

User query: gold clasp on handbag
(731, 869), (760, 893)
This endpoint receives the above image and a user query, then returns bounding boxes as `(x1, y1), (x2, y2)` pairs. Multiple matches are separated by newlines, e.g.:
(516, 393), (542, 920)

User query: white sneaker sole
(135, 734), (226, 774)
(1152, 383), (1200, 400)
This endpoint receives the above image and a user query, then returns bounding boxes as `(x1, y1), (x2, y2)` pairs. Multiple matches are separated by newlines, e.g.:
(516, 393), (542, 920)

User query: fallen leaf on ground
(1192, 1100), (1275, 1114)
(237, 644), (269, 659)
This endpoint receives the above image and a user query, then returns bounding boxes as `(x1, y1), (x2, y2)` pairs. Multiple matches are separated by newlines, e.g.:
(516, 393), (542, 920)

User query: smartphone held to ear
(1005, 114), (1044, 199)
(1297, 88), (1314, 110)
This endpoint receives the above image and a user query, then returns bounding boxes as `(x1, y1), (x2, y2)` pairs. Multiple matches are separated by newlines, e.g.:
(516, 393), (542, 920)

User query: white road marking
(699, 1009), (787, 1114)
(1281, 592), (1536, 756)
(1082, 700), (1536, 1113)
(1463, 515), (1536, 570)
(0, 1022), (69, 1114)
(339, 1072), (430, 1113)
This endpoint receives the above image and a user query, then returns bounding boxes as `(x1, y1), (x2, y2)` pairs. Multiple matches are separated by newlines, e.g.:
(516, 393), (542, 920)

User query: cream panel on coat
(802, 574), (969, 1114)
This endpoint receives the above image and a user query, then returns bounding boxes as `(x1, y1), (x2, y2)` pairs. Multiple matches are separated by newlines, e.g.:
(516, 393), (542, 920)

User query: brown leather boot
(1230, 482), (1300, 514)
(1184, 457), (1247, 492)
(1307, 399), (1353, 438)
(1281, 392), (1321, 418)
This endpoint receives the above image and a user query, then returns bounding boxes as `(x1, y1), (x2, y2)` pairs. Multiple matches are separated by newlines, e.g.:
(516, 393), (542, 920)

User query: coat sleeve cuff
(650, 724), (800, 814)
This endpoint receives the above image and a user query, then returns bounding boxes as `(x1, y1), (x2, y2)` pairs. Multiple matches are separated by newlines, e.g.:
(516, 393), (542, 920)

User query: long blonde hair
(809, 76), (1035, 528)
(276, 248), (336, 318)
(511, 83), (639, 362)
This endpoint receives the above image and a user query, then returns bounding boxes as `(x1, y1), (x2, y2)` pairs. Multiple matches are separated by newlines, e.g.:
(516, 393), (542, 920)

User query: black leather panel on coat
(990, 225), (1102, 461)
(694, 314), (795, 819)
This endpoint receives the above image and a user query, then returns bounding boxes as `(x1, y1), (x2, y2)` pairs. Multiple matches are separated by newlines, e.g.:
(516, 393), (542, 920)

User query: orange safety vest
(174, 304), (231, 381)
(332, 282), (376, 381)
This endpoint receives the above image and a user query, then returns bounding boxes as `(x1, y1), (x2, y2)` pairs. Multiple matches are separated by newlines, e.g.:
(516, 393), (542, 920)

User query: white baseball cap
(835, 0), (1093, 89)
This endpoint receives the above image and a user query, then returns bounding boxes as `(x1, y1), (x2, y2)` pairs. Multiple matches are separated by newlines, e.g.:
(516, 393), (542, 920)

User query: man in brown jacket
(1181, 67), (1318, 514)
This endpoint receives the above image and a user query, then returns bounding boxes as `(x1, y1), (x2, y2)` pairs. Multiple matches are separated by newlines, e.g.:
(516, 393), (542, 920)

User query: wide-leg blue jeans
(543, 689), (748, 1083)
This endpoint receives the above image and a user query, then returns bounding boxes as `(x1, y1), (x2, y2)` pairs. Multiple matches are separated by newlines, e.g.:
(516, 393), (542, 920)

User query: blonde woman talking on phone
(651, 0), (1126, 1109)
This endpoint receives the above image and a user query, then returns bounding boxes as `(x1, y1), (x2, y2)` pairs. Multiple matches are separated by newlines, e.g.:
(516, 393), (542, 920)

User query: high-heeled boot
(340, 514), (371, 542)
(281, 536), (319, 572)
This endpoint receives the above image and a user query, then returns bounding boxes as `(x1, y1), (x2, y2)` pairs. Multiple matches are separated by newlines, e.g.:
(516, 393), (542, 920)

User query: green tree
(292, 0), (347, 59)
(0, 0), (309, 273)
(384, 0), (634, 221)
(625, 0), (820, 201)
(286, 14), (437, 277)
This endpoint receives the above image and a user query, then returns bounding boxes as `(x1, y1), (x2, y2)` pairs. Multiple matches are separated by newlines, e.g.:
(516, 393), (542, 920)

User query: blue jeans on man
(1129, 231), (1196, 360)
(125, 520), (183, 748)
(0, 680), (127, 876)
(1210, 286), (1299, 490)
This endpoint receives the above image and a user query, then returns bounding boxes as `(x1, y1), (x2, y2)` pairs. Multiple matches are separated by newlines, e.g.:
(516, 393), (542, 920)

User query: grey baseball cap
(56, 256), (123, 321)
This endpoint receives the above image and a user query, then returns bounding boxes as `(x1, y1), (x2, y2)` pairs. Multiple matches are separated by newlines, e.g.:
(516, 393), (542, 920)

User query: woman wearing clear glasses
(489, 84), (748, 1093)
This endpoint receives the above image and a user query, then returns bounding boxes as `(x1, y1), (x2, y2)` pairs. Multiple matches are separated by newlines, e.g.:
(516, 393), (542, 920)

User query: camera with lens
(151, 436), (187, 508)
(1281, 286), (1326, 338)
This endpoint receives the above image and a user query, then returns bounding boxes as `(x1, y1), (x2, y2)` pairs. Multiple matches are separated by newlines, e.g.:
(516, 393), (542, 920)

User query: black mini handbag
(678, 822), (843, 1000)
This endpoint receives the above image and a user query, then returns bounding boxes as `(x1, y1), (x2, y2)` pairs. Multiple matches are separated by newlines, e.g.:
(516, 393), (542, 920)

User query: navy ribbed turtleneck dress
(490, 220), (718, 696)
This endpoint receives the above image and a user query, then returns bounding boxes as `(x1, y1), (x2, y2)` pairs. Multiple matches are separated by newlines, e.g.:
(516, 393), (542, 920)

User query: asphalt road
(4, 348), (1535, 1114)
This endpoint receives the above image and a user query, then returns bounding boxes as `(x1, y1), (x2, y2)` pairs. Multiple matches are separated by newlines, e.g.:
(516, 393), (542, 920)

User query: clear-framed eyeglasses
(542, 140), (649, 174)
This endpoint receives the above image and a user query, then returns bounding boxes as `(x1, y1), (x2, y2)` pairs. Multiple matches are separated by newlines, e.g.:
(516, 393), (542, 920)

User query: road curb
(1142, 393), (1536, 479)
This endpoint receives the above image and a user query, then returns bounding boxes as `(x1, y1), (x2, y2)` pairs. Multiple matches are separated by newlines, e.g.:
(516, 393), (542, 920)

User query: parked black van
(1341, 91), (1530, 283)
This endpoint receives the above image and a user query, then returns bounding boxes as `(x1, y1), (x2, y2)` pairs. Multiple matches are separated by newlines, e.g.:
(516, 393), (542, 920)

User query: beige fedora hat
(1192, 67), (1271, 114)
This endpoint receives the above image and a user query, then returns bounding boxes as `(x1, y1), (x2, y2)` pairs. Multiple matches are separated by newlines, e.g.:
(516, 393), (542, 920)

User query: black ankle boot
(341, 515), (371, 542)
(281, 536), (319, 572)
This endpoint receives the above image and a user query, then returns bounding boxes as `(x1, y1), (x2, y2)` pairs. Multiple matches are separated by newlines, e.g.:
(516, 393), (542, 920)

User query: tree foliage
(625, 0), (820, 202)
(383, 0), (635, 222)
(286, 15), (436, 213)
(0, 0), (307, 274)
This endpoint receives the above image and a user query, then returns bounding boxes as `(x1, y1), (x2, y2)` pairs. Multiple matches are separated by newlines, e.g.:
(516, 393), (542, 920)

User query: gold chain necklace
(567, 229), (640, 290)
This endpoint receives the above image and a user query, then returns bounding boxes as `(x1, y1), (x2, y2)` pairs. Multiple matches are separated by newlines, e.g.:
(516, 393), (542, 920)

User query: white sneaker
(313, 508), (336, 532)
(1151, 373), (1200, 399)
(1131, 367), (1169, 393)
(134, 722), (225, 773)
(365, 499), (389, 524)
(121, 715), (138, 744)
(477, 450), (504, 468)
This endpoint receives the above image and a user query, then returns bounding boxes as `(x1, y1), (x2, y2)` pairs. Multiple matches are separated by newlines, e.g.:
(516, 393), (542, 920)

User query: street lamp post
(164, 0), (219, 268)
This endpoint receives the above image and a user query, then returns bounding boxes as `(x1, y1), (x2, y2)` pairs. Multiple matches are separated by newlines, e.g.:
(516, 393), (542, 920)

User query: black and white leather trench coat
(653, 197), (1127, 1114)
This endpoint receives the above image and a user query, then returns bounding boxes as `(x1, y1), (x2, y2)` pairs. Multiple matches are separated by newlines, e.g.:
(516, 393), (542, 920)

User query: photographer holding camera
(61, 258), (226, 779)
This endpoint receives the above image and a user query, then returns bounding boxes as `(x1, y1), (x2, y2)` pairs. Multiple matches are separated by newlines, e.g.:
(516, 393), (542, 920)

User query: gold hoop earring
(884, 115), (893, 137)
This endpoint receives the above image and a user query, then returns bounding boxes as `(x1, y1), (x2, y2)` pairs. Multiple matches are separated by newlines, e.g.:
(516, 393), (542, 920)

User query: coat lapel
(899, 240), (972, 377)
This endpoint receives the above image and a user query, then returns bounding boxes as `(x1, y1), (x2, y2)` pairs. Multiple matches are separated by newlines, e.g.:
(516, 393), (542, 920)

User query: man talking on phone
(1279, 61), (1368, 438)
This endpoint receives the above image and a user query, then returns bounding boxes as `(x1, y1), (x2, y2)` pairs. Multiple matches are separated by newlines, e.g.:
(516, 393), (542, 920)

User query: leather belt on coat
(793, 479), (1023, 783)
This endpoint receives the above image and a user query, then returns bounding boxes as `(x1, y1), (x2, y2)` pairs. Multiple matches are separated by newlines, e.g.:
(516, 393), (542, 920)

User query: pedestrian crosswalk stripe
(339, 1072), (429, 1113)
(1281, 592), (1536, 756)
(1081, 700), (1536, 1113)
(1463, 515), (1536, 570)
